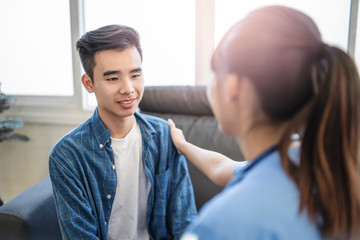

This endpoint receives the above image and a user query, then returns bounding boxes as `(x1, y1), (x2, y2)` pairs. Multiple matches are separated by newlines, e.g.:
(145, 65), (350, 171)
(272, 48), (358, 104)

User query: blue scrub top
(182, 146), (321, 240)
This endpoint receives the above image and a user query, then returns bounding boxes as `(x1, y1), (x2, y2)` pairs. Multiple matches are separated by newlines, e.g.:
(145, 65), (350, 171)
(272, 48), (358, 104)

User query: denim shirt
(49, 109), (197, 240)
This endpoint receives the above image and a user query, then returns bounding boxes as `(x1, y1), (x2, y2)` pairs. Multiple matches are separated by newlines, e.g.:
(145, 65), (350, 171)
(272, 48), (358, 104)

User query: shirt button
(105, 221), (107, 225)
(99, 144), (104, 149)
(107, 194), (111, 199)
(112, 165), (115, 170)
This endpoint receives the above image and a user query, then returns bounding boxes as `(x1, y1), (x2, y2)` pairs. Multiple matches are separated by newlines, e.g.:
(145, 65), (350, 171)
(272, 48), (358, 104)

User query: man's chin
(116, 108), (137, 118)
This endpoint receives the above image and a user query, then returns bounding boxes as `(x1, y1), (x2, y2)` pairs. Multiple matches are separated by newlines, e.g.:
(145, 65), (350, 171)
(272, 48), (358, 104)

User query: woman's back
(186, 146), (321, 239)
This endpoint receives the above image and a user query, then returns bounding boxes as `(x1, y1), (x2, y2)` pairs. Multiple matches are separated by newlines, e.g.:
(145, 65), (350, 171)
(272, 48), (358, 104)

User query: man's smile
(118, 99), (134, 104)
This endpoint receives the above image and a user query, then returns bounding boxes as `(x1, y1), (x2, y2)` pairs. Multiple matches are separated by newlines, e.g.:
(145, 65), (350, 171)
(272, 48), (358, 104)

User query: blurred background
(0, 0), (358, 203)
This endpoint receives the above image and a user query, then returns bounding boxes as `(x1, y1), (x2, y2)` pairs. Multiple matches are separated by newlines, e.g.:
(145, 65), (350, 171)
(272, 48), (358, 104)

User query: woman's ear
(224, 73), (242, 102)
(81, 74), (94, 93)
(224, 74), (258, 109)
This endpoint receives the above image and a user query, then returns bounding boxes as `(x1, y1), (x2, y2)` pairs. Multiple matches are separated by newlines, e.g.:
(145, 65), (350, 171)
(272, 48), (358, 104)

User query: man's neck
(111, 117), (135, 139)
(98, 110), (136, 139)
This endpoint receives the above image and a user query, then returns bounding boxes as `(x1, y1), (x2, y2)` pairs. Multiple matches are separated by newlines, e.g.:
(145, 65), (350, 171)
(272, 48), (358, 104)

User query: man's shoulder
(138, 112), (167, 125)
(51, 119), (92, 154)
(136, 112), (169, 133)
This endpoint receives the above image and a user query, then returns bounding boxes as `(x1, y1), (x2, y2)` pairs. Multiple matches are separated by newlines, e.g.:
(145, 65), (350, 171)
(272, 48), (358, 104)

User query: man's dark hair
(76, 24), (142, 81)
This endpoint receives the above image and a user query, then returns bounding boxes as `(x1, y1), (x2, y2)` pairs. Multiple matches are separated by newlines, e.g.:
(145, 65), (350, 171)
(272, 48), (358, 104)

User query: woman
(170, 5), (360, 239)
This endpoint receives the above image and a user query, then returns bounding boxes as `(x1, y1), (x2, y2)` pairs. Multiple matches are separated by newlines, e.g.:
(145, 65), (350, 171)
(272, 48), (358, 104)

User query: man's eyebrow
(103, 68), (142, 77)
(130, 67), (142, 73)
(103, 70), (120, 77)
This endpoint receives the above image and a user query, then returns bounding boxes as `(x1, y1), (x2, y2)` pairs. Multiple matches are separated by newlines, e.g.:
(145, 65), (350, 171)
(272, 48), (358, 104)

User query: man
(49, 24), (197, 240)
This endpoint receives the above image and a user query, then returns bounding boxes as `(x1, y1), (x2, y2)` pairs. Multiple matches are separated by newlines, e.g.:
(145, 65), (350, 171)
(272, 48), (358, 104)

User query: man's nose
(119, 79), (134, 94)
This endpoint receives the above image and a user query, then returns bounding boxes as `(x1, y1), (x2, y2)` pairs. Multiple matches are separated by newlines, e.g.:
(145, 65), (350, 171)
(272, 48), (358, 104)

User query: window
(0, 0), (73, 97)
(214, 0), (351, 51)
(84, 0), (196, 86)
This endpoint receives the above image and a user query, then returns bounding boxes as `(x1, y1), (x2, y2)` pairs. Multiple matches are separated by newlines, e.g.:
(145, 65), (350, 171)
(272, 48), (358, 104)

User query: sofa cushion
(139, 85), (213, 116)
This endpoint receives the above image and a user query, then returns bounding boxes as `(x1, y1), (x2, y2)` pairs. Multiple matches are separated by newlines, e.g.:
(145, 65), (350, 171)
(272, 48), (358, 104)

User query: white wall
(0, 122), (77, 203)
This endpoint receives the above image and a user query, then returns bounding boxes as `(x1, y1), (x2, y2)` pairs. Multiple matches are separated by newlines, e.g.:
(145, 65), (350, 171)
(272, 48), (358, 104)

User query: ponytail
(279, 45), (360, 238)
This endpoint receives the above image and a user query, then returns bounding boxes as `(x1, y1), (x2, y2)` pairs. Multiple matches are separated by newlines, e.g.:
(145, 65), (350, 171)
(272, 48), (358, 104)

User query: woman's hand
(168, 119), (187, 155)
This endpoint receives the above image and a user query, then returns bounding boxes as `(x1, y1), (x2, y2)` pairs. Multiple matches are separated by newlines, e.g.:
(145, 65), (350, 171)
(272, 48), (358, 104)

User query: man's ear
(81, 74), (94, 93)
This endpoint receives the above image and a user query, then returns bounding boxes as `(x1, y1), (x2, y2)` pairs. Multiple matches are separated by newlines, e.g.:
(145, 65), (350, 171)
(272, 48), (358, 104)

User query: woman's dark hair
(279, 44), (360, 238)
(76, 24), (142, 81)
(216, 5), (360, 238)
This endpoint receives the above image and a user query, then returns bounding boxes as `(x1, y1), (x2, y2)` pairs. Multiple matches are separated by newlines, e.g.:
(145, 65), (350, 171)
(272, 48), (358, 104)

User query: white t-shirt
(108, 120), (151, 240)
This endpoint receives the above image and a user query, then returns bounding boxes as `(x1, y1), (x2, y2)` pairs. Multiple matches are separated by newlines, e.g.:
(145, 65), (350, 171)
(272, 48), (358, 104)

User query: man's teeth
(120, 100), (132, 104)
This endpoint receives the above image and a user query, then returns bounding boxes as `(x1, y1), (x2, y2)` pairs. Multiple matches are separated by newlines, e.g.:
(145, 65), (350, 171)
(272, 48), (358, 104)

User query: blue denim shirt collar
(90, 108), (156, 150)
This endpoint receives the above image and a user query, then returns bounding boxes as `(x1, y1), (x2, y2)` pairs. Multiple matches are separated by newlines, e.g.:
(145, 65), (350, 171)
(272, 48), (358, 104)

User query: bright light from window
(214, 0), (351, 52)
(83, 0), (195, 87)
(0, 0), (73, 96)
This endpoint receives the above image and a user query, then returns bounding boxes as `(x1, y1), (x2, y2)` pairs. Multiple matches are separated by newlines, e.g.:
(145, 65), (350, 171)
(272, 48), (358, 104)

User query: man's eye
(132, 74), (141, 79)
(106, 77), (118, 81)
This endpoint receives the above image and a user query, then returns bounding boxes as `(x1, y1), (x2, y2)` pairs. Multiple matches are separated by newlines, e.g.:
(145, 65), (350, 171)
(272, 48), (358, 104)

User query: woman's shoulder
(188, 179), (319, 239)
